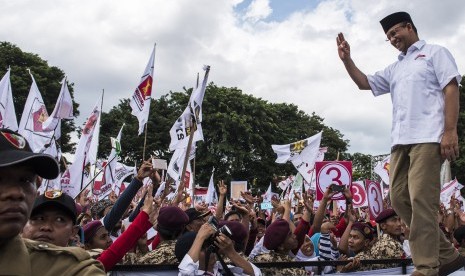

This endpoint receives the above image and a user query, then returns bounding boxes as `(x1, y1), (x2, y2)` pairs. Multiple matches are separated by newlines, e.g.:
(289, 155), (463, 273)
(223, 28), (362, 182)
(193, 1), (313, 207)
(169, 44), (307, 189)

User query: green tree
(346, 152), (373, 181)
(99, 83), (349, 192)
(0, 41), (79, 153)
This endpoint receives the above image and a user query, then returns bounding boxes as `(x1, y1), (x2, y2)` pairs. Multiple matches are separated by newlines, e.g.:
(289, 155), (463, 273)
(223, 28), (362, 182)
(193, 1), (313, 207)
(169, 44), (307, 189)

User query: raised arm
(336, 32), (370, 90)
(338, 204), (356, 255)
(103, 160), (154, 232)
(312, 187), (337, 233)
(215, 180), (227, 220)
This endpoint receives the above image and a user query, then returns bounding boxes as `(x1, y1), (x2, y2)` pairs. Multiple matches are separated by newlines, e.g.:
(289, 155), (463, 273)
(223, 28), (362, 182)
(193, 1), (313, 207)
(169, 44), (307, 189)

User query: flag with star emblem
(130, 45), (156, 135)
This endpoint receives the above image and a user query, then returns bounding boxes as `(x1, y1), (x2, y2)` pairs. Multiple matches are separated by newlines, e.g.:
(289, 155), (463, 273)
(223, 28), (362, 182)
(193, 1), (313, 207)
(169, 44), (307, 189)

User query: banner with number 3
(350, 181), (368, 208)
(365, 180), (384, 220)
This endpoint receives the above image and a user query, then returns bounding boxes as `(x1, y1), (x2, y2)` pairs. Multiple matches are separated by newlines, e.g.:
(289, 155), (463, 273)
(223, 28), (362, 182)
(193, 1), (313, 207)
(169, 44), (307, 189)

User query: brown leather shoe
(410, 271), (426, 276)
(439, 255), (465, 276)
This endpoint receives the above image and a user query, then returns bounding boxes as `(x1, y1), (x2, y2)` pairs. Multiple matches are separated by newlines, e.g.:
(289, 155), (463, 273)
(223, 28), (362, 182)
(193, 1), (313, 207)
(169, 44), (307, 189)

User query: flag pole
(171, 117), (196, 204)
(73, 154), (118, 200)
(142, 123), (148, 160)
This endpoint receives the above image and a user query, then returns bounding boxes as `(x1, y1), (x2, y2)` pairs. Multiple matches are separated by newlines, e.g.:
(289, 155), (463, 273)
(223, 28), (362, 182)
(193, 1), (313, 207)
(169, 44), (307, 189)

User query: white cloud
(1, 0), (464, 156)
(242, 0), (273, 23)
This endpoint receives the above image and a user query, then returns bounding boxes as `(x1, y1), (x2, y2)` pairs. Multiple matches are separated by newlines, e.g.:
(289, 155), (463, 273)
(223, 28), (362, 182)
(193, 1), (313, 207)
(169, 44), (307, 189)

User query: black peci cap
(380, 11), (414, 33)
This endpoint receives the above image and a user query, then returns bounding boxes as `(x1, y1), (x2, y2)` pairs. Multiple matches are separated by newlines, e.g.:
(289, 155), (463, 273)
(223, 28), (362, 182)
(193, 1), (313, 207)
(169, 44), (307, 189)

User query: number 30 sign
(315, 161), (352, 201)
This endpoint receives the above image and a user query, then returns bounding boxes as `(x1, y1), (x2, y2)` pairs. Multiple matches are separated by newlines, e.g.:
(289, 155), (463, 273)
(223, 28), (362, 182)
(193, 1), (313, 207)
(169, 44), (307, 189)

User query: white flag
(42, 76), (74, 135)
(61, 96), (102, 198)
(205, 169), (217, 205)
(97, 124), (125, 200)
(18, 73), (55, 153)
(0, 68), (18, 131)
(374, 155), (390, 185)
(130, 46), (156, 135)
(272, 132), (323, 183)
(440, 179), (459, 209)
(167, 146), (187, 183)
(112, 162), (136, 195)
(169, 66), (210, 151)
(262, 183), (279, 202)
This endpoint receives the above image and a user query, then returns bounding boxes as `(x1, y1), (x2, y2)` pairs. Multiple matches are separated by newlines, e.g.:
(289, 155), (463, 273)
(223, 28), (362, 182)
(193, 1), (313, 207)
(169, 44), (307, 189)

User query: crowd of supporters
(3, 128), (465, 275)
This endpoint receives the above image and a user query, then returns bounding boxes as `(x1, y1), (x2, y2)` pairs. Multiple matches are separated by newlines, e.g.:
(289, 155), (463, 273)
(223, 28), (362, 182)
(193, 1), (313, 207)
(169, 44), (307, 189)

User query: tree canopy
(99, 83), (349, 191)
(0, 41), (79, 153)
(3, 41), (465, 190)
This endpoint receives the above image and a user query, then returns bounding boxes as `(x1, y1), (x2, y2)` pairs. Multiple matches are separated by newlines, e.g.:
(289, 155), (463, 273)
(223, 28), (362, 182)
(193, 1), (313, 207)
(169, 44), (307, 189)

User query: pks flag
(0, 68), (18, 131)
(41, 77), (73, 136)
(61, 96), (102, 198)
(272, 132), (322, 183)
(18, 73), (56, 154)
(374, 155), (390, 184)
(169, 65), (210, 151)
(130, 45), (156, 135)
(205, 169), (217, 205)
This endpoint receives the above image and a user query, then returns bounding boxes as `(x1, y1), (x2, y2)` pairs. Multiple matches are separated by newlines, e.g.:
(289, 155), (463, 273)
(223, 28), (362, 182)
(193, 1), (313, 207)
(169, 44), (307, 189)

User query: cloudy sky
(1, 0), (464, 156)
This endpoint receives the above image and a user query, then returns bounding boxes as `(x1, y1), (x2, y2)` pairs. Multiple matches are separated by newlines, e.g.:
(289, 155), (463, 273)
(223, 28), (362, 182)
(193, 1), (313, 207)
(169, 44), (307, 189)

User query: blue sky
(235, 0), (323, 22)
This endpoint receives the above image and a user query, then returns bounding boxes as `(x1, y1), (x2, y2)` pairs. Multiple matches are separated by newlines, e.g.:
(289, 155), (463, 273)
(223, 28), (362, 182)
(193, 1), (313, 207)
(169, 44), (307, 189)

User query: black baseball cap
(0, 128), (59, 179)
(32, 190), (77, 224)
(184, 208), (211, 224)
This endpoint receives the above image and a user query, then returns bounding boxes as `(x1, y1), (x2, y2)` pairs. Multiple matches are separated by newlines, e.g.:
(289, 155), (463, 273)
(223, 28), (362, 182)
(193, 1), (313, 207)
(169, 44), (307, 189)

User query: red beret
(351, 222), (374, 240)
(218, 220), (247, 247)
(375, 208), (397, 223)
(83, 220), (104, 243)
(263, 219), (290, 250)
(157, 206), (189, 231)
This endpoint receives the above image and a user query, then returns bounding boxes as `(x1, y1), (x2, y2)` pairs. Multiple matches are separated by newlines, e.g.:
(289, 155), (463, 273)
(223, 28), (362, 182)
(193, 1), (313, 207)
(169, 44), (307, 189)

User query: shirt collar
(398, 40), (426, 60)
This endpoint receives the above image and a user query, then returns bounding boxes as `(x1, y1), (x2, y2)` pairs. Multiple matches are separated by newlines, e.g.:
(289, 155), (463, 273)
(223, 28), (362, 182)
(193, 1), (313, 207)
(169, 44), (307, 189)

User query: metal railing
(111, 258), (413, 275)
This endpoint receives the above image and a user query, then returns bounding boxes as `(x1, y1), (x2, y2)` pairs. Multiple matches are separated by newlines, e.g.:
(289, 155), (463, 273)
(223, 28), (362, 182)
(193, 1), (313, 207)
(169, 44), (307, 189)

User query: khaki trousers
(390, 143), (458, 276)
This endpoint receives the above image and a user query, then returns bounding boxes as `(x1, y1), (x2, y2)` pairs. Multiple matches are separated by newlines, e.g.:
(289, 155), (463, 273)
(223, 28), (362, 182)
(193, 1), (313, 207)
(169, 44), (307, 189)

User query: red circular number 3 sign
(316, 161), (352, 201)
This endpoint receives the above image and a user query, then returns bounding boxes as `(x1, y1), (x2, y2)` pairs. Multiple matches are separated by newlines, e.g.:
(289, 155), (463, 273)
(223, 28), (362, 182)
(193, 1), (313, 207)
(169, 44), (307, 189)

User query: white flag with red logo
(61, 96), (102, 198)
(130, 45), (156, 135)
(169, 66), (210, 151)
(18, 73), (56, 156)
(96, 124), (125, 200)
(0, 68), (18, 131)
(41, 76), (74, 136)
(374, 155), (390, 184)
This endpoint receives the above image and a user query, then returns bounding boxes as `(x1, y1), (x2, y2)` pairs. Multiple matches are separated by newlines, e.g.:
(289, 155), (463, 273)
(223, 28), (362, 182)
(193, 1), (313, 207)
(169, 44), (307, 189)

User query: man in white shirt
(176, 223), (261, 276)
(336, 11), (462, 276)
